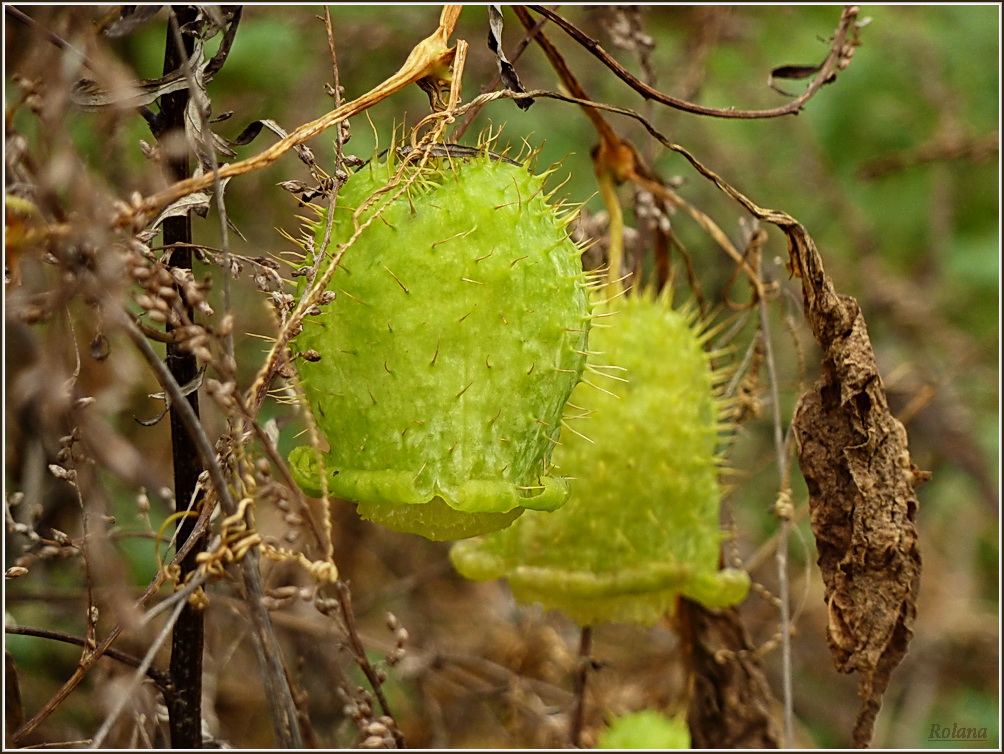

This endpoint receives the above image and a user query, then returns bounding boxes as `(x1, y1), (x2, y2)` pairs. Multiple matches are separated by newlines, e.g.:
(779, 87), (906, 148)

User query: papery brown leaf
(769, 61), (827, 97)
(227, 118), (316, 168)
(789, 226), (923, 748)
(771, 63), (823, 81)
(72, 8), (240, 112)
(71, 74), (189, 111)
(681, 600), (782, 749)
(488, 5), (533, 110)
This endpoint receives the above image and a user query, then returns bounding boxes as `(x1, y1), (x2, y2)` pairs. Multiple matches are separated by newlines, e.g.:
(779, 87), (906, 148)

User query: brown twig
(512, 9), (760, 298)
(460, 88), (809, 228)
(4, 625), (173, 695)
(10, 499), (213, 744)
(754, 249), (797, 747)
(324, 581), (405, 747)
(524, 5), (862, 119)
(121, 314), (304, 748)
(115, 5), (462, 232)
(569, 626), (594, 747)
(4, 5), (88, 59)
(514, 6), (617, 147)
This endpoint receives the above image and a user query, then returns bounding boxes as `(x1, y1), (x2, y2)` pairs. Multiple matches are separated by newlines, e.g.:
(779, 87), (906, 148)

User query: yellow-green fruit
(288, 152), (591, 541)
(450, 290), (749, 624)
(597, 711), (691, 750)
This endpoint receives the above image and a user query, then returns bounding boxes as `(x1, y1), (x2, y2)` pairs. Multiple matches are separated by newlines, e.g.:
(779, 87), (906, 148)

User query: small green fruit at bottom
(450, 288), (750, 623)
(597, 710), (691, 750)
(288, 150), (592, 541)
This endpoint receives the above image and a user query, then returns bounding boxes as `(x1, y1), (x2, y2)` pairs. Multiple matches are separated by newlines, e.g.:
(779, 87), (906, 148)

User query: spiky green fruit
(450, 290), (750, 624)
(288, 152), (591, 541)
(597, 710), (691, 750)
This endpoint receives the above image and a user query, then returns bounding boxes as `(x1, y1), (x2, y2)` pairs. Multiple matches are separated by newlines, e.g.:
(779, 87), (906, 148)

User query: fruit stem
(596, 166), (625, 298)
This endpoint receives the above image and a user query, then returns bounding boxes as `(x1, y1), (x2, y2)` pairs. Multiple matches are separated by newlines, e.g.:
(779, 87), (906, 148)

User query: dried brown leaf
(71, 74), (189, 111)
(488, 5), (533, 110)
(681, 601), (782, 749)
(790, 228), (924, 748)
(227, 118), (316, 168)
(771, 63), (824, 81)
(72, 8), (240, 112)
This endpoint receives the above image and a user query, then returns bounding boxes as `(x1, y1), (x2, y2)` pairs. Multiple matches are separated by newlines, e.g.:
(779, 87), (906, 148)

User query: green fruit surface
(597, 710), (691, 750)
(450, 291), (750, 623)
(289, 154), (590, 540)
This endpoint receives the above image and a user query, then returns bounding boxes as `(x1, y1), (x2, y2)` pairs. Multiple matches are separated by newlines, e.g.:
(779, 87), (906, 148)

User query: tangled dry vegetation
(4, 5), (998, 750)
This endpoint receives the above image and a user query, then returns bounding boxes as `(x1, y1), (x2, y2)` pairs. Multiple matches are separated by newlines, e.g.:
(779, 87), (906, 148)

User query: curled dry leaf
(680, 600), (781, 749)
(488, 5), (533, 110)
(769, 62), (825, 96)
(74, 8), (241, 111)
(228, 118), (317, 168)
(789, 225), (924, 748)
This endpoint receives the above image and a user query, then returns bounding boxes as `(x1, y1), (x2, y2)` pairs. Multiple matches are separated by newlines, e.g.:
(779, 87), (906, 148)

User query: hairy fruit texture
(451, 290), (750, 624)
(289, 154), (591, 541)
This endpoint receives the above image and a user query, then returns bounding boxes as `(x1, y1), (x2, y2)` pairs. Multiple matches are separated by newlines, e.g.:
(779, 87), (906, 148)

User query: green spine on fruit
(450, 288), (750, 624)
(288, 150), (591, 541)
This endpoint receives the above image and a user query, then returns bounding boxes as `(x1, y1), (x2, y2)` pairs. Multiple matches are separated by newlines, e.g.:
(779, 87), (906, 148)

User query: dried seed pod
(451, 290), (750, 624)
(289, 149), (592, 540)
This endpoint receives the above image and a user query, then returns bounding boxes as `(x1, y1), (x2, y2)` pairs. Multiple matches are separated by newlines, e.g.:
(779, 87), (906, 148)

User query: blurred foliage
(4, 4), (998, 750)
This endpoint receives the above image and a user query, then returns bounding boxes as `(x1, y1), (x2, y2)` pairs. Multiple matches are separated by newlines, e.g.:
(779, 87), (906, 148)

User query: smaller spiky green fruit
(450, 290), (749, 624)
(598, 711), (691, 750)
(288, 151), (591, 541)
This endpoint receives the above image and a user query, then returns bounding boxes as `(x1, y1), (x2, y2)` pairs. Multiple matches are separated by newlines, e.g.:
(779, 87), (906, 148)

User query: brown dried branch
(157, 8), (206, 748)
(489, 39), (763, 297)
(9, 534), (212, 745)
(524, 5), (862, 119)
(316, 581), (406, 748)
(569, 626), (594, 748)
(114, 5), (462, 231)
(4, 625), (173, 695)
(121, 314), (304, 748)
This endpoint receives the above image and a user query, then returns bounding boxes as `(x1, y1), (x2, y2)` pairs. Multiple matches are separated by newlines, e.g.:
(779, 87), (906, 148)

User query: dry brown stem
(113, 5), (462, 231)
